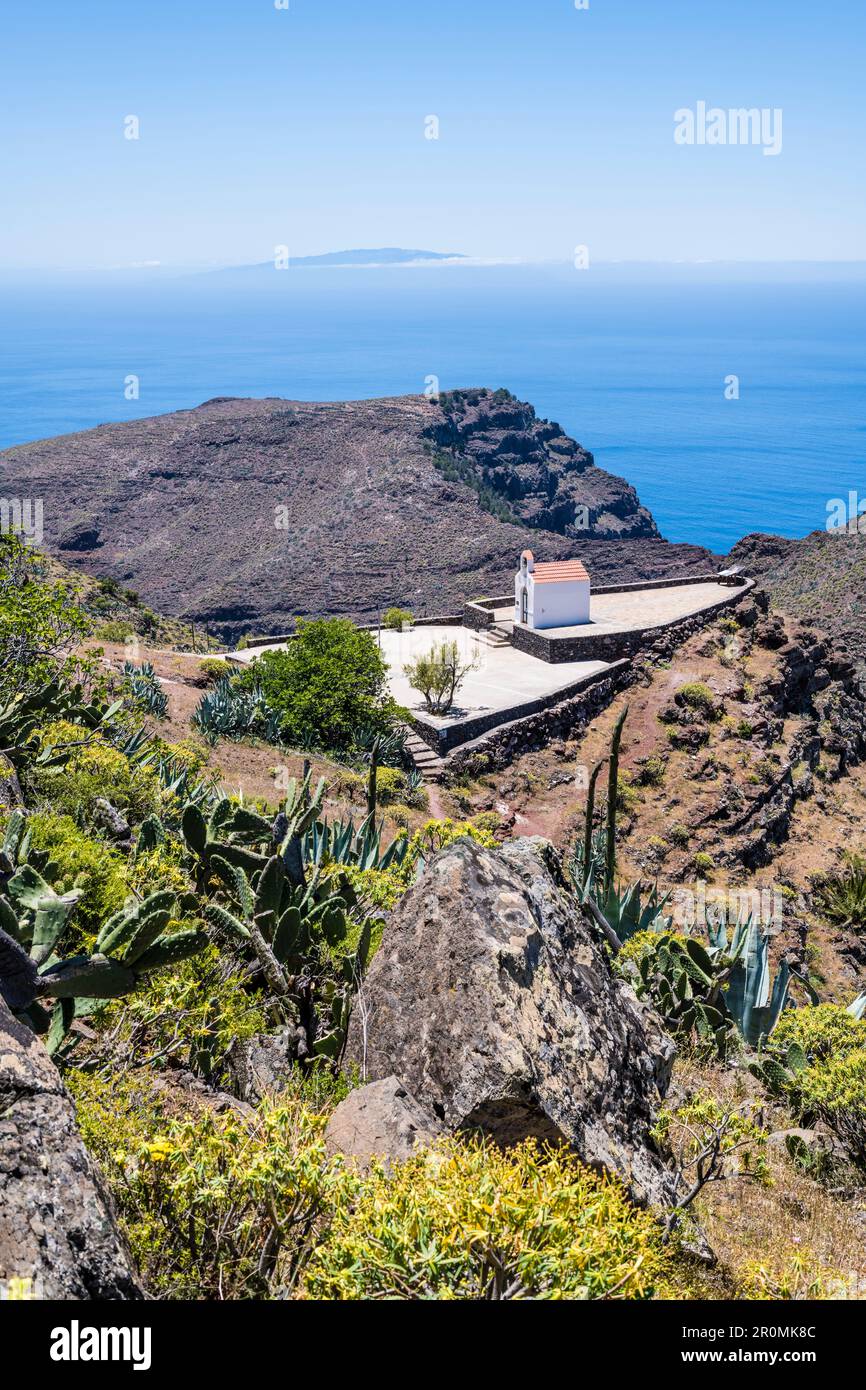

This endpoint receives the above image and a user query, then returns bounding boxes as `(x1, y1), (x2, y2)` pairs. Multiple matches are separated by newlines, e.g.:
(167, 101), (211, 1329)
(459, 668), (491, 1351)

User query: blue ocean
(1, 263), (863, 553)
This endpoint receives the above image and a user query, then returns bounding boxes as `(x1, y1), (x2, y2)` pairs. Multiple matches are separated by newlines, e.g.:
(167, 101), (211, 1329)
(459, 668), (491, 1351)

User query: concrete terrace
(230, 575), (751, 757)
(231, 624), (609, 730)
(522, 579), (739, 639)
(379, 626), (609, 728)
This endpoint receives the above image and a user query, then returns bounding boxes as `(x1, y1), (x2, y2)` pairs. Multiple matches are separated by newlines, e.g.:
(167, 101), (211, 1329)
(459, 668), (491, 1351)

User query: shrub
(162, 738), (210, 777)
(404, 640), (479, 716)
(246, 619), (400, 753)
(736, 1253), (851, 1301)
(68, 1077), (340, 1299)
(30, 721), (164, 824)
(797, 1050), (866, 1164)
(634, 755), (666, 787)
(374, 765), (406, 805)
(383, 607), (413, 630)
(405, 817), (497, 864)
(615, 773), (640, 815)
(768, 1004), (866, 1066)
(677, 682), (718, 716)
(95, 619), (135, 643)
(27, 810), (128, 935)
(693, 852), (714, 874)
(341, 864), (408, 914)
(300, 1137), (673, 1301)
(85, 945), (267, 1081)
(198, 658), (229, 685)
(669, 824), (690, 848)
(69, 1081), (674, 1302)
(126, 842), (192, 899)
(0, 533), (90, 700)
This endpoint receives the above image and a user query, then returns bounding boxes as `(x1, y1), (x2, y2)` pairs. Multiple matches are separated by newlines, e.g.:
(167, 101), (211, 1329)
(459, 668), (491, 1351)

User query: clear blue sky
(1, 0), (864, 269)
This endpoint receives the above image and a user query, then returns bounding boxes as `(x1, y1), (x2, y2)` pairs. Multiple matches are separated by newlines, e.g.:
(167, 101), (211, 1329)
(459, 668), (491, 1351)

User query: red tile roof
(532, 559), (590, 585)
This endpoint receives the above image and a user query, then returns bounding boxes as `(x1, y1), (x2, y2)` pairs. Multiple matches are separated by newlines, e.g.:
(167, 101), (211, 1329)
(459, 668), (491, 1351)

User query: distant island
(206, 248), (466, 274)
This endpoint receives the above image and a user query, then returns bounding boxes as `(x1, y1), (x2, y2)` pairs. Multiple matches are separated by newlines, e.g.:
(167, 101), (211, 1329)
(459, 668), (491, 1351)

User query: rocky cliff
(727, 529), (866, 671)
(0, 391), (715, 640)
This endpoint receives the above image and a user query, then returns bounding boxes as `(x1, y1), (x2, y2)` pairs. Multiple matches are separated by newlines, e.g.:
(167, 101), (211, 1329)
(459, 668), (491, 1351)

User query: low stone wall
(408, 660), (628, 757)
(462, 598), (505, 631)
(592, 572), (742, 597)
(446, 662), (634, 777)
(510, 579), (754, 665)
(240, 614), (461, 651)
(443, 581), (755, 777)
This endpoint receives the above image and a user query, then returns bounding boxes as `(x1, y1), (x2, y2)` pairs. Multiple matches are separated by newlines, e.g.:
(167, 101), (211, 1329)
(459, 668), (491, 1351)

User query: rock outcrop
(727, 529), (866, 673)
(423, 388), (660, 538)
(346, 836), (676, 1206)
(325, 1076), (445, 1170)
(0, 999), (141, 1299)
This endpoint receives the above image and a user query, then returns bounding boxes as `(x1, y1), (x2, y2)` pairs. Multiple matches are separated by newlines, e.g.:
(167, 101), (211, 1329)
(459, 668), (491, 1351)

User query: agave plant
(718, 920), (792, 1047)
(814, 853), (866, 930)
(192, 676), (281, 747)
(847, 991), (866, 1021)
(122, 660), (168, 718)
(599, 878), (673, 945)
(302, 811), (410, 872)
(115, 727), (217, 810)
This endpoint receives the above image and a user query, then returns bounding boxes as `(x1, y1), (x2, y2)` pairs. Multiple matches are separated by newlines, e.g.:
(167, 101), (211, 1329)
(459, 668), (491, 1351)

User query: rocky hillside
(452, 592), (866, 999)
(0, 390), (714, 640)
(727, 529), (866, 670)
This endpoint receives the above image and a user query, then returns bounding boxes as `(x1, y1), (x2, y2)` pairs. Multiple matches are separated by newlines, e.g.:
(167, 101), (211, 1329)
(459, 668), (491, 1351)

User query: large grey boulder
(0, 999), (141, 1299)
(325, 1076), (445, 1170)
(346, 836), (676, 1206)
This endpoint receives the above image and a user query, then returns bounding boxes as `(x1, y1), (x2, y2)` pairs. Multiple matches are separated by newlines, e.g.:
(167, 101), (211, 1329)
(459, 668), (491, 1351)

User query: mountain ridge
(0, 388), (716, 640)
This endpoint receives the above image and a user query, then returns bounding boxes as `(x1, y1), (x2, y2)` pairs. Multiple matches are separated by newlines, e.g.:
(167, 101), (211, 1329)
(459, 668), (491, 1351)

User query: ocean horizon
(1, 262), (863, 553)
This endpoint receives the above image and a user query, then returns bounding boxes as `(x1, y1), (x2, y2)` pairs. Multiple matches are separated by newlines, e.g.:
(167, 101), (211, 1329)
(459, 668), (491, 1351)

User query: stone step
(403, 730), (446, 782)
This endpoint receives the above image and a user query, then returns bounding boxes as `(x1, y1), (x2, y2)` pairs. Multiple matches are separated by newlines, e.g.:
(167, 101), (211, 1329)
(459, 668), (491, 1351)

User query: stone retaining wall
(443, 581), (755, 777)
(408, 660), (630, 757)
(510, 579), (753, 665)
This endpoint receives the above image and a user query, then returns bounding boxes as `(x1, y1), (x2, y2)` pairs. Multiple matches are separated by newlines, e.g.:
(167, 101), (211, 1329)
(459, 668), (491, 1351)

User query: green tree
(404, 639), (478, 715)
(0, 535), (89, 700)
(245, 618), (399, 752)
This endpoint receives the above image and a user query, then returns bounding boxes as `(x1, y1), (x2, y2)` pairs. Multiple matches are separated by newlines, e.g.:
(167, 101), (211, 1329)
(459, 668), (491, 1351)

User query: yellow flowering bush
(767, 1003), (866, 1065)
(301, 1137), (673, 1301)
(26, 809), (128, 934)
(31, 719), (165, 822)
(69, 1074), (339, 1300)
(71, 1076), (674, 1302)
(83, 945), (267, 1080)
(797, 1049), (866, 1164)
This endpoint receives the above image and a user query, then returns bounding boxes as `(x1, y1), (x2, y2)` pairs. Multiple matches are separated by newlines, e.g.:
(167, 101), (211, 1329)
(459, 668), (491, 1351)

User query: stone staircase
(480, 621), (512, 650)
(404, 729), (446, 783)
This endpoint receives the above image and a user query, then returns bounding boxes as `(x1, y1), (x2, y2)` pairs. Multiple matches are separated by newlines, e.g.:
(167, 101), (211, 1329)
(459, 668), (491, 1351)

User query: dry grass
(670, 1059), (866, 1300)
